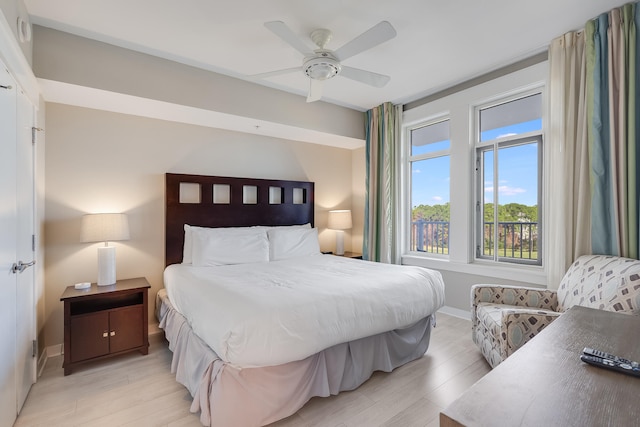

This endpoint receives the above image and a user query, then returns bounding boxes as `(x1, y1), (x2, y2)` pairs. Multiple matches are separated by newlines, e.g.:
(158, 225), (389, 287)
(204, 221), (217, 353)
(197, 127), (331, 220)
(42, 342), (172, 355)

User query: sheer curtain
(364, 102), (402, 263)
(548, 1), (640, 287)
(547, 31), (592, 288)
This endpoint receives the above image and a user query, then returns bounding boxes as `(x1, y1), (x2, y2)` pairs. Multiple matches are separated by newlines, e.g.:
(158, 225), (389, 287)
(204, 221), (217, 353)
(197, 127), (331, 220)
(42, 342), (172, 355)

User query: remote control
(582, 347), (639, 368)
(580, 354), (640, 377)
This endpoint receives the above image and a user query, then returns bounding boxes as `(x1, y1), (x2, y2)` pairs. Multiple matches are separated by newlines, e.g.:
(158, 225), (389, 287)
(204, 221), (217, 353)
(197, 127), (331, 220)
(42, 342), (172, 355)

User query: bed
(157, 173), (445, 426)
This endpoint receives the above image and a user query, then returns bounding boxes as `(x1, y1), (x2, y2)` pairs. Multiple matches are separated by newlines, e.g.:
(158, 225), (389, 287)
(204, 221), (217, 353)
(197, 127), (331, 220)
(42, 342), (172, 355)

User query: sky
(412, 119), (541, 208)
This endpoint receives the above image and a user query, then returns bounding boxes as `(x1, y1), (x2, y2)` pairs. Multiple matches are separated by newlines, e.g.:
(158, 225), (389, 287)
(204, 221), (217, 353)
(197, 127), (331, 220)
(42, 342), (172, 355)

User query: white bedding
(164, 255), (445, 367)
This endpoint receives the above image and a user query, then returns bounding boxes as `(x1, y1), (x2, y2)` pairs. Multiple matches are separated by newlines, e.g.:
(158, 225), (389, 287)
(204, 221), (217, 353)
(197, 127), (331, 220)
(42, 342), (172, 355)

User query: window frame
(472, 89), (544, 266)
(475, 133), (543, 266)
(404, 115), (451, 259)
(399, 62), (548, 286)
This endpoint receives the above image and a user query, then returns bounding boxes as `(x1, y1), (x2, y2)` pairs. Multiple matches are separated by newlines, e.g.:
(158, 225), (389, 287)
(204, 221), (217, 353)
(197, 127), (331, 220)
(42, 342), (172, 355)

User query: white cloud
(413, 169), (421, 174)
(484, 185), (527, 196)
(499, 185), (526, 196)
(432, 196), (443, 201)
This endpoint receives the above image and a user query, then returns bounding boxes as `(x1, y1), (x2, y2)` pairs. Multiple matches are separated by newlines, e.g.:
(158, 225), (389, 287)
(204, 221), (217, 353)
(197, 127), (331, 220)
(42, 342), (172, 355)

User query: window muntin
(409, 119), (450, 255)
(476, 94), (542, 265)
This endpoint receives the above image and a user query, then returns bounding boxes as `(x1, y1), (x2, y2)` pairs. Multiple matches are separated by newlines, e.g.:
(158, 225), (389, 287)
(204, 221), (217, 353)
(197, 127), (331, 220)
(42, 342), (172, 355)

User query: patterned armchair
(472, 254), (640, 368)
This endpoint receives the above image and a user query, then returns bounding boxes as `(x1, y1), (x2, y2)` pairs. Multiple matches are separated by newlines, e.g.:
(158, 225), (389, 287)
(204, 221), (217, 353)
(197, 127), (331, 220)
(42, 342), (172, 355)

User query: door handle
(11, 260), (36, 274)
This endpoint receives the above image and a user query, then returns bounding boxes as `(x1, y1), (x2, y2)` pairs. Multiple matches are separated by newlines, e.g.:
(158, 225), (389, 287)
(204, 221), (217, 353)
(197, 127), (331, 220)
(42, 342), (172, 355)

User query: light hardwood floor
(15, 313), (490, 427)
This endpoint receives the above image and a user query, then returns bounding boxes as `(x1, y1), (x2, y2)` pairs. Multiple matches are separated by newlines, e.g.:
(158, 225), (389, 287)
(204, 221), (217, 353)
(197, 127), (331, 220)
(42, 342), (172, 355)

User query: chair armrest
(501, 309), (561, 358)
(471, 284), (558, 310)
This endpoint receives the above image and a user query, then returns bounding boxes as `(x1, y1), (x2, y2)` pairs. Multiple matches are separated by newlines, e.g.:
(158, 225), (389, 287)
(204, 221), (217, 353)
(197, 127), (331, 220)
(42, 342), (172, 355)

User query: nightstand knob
(102, 332), (108, 338)
(110, 331), (116, 337)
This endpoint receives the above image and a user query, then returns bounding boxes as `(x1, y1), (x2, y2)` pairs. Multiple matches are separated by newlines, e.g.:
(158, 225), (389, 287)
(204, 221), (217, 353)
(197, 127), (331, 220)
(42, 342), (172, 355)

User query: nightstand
(60, 277), (150, 375)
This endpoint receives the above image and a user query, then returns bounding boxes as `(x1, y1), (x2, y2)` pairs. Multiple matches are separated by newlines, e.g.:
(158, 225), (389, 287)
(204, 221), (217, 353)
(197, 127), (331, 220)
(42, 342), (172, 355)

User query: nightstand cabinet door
(70, 311), (110, 363)
(109, 306), (144, 353)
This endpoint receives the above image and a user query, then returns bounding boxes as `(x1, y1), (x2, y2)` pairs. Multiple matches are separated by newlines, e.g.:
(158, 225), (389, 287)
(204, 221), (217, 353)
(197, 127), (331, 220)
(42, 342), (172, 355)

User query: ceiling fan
(254, 20), (397, 102)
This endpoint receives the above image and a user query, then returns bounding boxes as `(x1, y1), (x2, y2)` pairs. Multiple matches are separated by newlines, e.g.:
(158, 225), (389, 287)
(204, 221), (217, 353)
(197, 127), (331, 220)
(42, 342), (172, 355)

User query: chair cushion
(557, 255), (640, 313)
(475, 303), (522, 340)
(476, 303), (559, 340)
(608, 272), (640, 312)
(474, 302), (560, 368)
(473, 302), (512, 368)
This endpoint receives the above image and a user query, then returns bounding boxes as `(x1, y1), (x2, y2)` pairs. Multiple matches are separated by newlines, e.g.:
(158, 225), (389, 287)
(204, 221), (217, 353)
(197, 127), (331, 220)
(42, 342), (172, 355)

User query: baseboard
(438, 305), (471, 320)
(38, 344), (62, 377)
(37, 347), (48, 377)
(149, 321), (162, 335)
(45, 343), (63, 357)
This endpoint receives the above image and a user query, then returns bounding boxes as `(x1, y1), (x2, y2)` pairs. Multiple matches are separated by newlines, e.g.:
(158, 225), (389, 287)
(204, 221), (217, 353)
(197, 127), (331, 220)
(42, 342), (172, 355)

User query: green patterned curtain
(364, 102), (402, 263)
(586, 2), (640, 258)
(548, 1), (639, 287)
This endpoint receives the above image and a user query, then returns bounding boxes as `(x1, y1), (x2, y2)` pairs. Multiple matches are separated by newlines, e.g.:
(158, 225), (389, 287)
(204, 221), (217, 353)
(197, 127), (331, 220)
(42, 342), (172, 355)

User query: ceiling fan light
(303, 57), (341, 81)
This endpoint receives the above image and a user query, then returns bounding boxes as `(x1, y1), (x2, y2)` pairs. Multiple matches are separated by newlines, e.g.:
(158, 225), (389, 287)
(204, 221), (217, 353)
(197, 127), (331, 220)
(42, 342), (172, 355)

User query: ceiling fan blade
(306, 79), (323, 102)
(340, 66), (390, 88)
(249, 67), (301, 79)
(333, 21), (397, 61)
(264, 21), (314, 57)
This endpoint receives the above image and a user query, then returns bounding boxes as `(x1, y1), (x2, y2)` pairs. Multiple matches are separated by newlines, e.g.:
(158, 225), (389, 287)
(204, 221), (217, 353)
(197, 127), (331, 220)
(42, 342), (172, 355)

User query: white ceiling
(24, 0), (628, 112)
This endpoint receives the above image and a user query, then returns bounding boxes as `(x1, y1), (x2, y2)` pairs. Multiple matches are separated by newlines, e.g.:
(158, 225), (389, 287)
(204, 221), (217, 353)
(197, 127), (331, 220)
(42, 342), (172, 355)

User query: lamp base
(335, 230), (345, 256)
(97, 246), (116, 286)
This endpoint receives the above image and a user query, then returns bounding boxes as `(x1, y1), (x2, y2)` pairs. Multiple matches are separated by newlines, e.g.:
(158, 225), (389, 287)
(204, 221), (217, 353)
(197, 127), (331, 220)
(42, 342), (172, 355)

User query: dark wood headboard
(165, 173), (315, 266)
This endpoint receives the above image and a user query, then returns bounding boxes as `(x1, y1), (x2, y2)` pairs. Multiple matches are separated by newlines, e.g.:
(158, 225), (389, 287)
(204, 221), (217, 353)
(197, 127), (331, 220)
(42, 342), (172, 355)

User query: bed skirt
(156, 289), (434, 427)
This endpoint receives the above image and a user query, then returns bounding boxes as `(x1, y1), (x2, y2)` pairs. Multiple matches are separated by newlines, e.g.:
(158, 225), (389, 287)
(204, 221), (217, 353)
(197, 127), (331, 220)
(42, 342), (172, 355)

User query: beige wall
(43, 103), (360, 348)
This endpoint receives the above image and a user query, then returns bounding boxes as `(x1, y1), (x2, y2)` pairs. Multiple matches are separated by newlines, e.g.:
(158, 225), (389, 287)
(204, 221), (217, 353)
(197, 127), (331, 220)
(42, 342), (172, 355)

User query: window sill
(401, 254), (547, 286)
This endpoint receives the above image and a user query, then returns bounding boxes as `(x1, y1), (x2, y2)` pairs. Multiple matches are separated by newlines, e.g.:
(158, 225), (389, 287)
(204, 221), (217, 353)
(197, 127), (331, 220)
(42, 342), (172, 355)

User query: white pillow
(183, 224), (219, 264)
(270, 223), (312, 230)
(268, 227), (321, 261)
(183, 223), (312, 264)
(254, 223), (312, 232)
(191, 227), (269, 266)
(183, 224), (193, 264)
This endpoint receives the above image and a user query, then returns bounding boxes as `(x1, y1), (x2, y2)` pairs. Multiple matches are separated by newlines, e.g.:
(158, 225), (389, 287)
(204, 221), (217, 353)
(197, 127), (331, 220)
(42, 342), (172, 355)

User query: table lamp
(81, 213), (130, 286)
(328, 210), (352, 256)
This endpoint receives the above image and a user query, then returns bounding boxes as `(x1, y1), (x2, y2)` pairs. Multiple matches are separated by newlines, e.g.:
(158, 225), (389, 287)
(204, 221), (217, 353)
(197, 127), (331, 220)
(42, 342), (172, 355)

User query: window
(401, 62), (546, 286)
(475, 93), (542, 265)
(408, 119), (450, 255)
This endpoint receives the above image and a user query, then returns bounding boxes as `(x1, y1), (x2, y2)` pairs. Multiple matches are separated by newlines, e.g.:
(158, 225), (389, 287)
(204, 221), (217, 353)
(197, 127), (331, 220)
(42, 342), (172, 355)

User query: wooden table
(441, 306), (640, 426)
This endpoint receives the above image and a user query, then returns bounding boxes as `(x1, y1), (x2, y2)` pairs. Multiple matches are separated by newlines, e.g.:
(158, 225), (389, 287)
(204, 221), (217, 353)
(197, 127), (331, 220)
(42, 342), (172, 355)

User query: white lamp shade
(81, 213), (130, 243)
(328, 210), (352, 230)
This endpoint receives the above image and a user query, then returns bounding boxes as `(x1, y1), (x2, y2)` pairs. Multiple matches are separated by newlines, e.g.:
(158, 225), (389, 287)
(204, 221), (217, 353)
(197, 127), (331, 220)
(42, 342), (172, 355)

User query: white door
(0, 63), (18, 427)
(15, 85), (36, 412)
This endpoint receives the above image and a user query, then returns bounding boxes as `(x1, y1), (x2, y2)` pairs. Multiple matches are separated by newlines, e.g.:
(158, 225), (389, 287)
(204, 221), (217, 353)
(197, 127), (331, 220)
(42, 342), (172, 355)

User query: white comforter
(164, 255), (444, 367)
